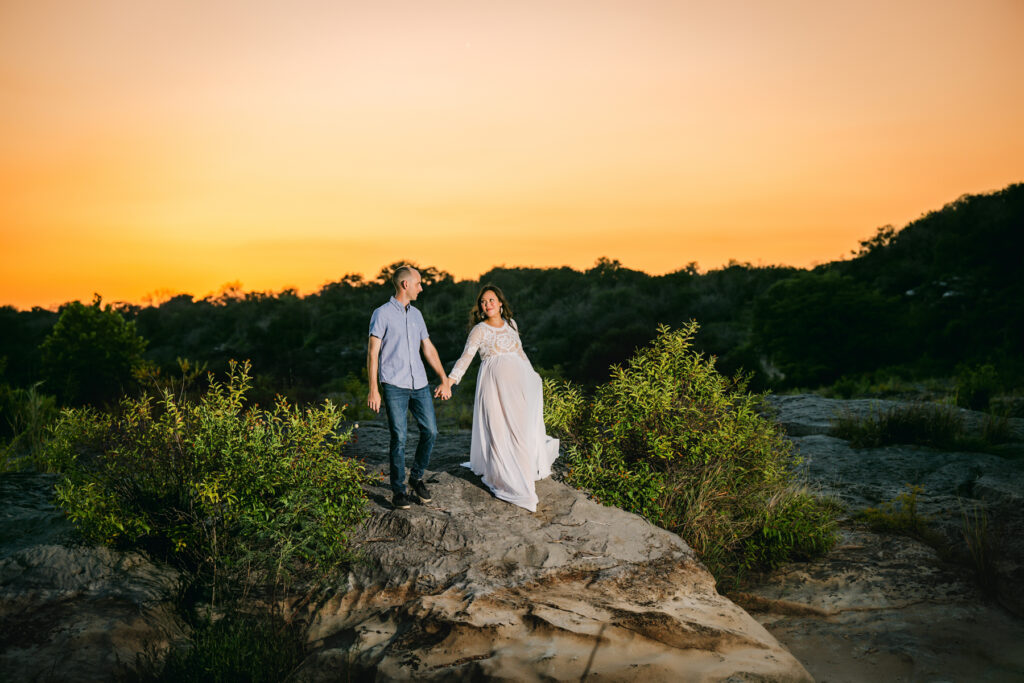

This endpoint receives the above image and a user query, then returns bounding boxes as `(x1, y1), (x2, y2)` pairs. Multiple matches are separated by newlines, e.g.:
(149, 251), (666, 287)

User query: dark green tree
(753, 272), (905, 388)
(40, 294), (148, 405)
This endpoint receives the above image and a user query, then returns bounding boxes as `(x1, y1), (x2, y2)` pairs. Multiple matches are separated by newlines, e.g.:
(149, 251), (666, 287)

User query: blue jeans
(381, 383), (438, 494)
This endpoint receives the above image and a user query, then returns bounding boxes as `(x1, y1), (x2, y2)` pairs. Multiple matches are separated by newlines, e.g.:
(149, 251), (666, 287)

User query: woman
(448, 285), (559, 512)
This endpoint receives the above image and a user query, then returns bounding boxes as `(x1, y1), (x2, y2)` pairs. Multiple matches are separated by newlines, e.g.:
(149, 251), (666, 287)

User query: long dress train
(448, 320), (560, 512)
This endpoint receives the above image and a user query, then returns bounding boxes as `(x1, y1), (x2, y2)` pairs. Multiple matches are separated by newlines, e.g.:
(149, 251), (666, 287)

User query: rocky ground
(3, 395), (1023, 681)
(737, 395), (1024, 682)
(1, 419), (808, 682)
(294, 421), (809, 681)
(0, 473), (184, 681)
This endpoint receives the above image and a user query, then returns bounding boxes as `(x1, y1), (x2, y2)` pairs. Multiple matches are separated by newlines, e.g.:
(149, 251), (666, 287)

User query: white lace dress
(448, 320), (560, 512)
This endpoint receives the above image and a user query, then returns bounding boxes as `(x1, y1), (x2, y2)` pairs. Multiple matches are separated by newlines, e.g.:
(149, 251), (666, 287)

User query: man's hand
(367, 385), (382, 413)
(434, 378), (452, 400)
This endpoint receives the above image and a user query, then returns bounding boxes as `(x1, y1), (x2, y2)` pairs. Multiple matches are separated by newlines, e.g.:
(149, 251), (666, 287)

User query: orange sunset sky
(2, 0), (1022, 310)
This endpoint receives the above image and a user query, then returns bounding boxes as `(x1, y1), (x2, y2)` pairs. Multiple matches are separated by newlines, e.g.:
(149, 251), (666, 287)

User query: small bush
(858, 485), (939, 543)
(40, 360), (371, 598)
(545, 322), (837, 588)
(981, 413), (1012, 445)
(955, 363), (1000, 411)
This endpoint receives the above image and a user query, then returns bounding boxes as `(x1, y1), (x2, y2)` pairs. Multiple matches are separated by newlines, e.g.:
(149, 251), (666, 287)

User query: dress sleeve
(449, 325), (484, 384)
(511, 320), (530, 363)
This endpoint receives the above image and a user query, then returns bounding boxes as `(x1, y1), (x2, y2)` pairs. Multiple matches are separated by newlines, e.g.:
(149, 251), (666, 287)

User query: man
(367, 265), (452, 510)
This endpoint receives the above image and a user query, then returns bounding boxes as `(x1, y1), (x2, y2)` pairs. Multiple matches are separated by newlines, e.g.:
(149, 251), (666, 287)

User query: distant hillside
(752, 183), (1024, 389)
(834, 183), (1023, 296)
(2, 184), (1021, 407)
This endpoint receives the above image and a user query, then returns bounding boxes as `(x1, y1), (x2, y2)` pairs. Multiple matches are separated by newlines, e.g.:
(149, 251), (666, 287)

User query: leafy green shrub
(955, 363), (1000, 411)
(40, 361), (370, 598)
(544, 322), (837, 587)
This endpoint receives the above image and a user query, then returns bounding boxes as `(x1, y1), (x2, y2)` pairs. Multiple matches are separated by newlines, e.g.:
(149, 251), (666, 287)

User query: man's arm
(367, 335), (382, 412)
(421, 338), (452, 400)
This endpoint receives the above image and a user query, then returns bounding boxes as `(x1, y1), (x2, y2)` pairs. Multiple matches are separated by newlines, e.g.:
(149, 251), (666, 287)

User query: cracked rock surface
(296, 421), (811, 682)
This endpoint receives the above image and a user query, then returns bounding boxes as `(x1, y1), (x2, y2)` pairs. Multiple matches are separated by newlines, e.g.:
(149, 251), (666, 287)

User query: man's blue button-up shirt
(369, 296), (430, 390)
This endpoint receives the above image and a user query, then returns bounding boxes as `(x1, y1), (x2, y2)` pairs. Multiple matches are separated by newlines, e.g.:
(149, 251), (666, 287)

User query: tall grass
(831, 402), (1013, 452)
(1, 382), (58, 472)
(128, 610), (309, 683)
(860, 486), (1003, 596)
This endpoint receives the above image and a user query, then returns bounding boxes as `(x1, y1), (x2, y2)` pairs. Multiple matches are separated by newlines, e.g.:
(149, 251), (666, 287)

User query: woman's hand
(434, 378), (453, 400)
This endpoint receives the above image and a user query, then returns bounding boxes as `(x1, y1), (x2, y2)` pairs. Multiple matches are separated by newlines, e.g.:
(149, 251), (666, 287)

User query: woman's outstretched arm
(449, 325), (485, 384)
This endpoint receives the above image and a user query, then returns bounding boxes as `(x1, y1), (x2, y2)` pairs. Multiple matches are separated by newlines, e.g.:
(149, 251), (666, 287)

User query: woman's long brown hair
(468, 284), (515, 330)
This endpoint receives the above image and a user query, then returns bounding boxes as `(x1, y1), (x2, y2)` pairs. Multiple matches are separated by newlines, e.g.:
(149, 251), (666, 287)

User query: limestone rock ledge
(296, 456), (811, 682)
(0, 543), (184, 681)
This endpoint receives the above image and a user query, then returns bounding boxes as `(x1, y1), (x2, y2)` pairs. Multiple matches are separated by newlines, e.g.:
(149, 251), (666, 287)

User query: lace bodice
(449, 320), (530, 383)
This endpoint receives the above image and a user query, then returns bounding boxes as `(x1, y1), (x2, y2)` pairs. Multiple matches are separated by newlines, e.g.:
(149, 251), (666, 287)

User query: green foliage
(740, 492), (840, 570)
(954, 363), (1000, 411)
(831, 403), (966, 450)
(858, 485), (937, 542)
(544, 322), (837, 587)
(831, 402), (1012, 453)
(0, 381), (58, 470)
(131, 611), (308, 683)
(960, 501), (996, 592)
(40, 294), (148, 406)
(752, 271), (905, 388)
(39, 361), (370, 598)
(133, 357), (211, 406)
(861, 487), (1004, 595)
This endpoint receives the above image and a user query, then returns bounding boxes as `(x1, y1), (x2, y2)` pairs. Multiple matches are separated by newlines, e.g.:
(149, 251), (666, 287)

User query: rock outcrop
(296, 422), (811, 681)
(2, 429), (810, 682)
(0, 473), (185, 682)
(765, 394), (1024, 613)
(744, 395), (1024, 681)
(736, 528), (1024, 681)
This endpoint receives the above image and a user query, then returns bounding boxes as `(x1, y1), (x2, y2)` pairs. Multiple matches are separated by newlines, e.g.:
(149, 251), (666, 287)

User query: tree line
(2, 183), (1021, 414)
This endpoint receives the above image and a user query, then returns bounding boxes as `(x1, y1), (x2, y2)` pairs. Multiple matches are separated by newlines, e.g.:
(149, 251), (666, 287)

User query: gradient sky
(2, 0), (1022, 309)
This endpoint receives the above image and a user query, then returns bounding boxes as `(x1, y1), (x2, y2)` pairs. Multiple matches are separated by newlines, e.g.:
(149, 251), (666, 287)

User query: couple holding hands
(366, 265), (559, 512)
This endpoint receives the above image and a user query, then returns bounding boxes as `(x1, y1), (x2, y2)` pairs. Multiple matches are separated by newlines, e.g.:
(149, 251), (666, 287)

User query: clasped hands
(434, 378), (453, 400)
